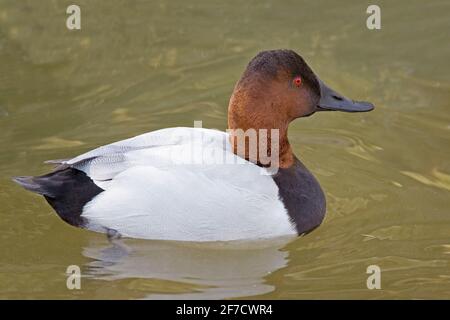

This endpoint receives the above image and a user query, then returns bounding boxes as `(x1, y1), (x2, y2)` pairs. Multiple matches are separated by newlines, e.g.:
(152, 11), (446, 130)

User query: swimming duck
(14, 50), (373, 242)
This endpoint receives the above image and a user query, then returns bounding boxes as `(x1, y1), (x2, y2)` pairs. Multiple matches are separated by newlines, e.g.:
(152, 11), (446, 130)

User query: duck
(13, 50), (374, 242)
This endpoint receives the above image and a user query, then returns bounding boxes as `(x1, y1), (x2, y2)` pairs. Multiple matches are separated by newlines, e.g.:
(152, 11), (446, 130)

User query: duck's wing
(47, 127), (230, 188)
(81, 161), (295, 241)
(29, 126), (297, 241)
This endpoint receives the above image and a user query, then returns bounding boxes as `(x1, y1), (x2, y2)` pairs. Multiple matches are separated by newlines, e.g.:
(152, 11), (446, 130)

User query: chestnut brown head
(228, 50), (374, 167)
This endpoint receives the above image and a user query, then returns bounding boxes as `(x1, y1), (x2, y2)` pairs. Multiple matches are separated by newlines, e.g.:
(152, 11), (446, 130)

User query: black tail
(13, 168), (104, 227)
(13, 175), (57, 197)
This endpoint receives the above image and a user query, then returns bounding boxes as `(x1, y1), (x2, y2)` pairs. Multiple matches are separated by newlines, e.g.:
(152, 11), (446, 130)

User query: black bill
(317, 79), (374, 112)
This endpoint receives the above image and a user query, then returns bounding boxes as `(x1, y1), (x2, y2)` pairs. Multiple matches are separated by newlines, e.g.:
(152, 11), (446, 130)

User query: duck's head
(228, 49), (374, 168)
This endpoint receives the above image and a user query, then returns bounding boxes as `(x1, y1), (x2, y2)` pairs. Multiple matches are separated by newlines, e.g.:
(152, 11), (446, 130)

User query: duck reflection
(82, 237), (293, 299)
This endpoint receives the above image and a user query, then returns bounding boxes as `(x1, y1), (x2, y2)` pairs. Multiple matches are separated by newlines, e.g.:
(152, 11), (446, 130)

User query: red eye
(293, 76), (302, 87)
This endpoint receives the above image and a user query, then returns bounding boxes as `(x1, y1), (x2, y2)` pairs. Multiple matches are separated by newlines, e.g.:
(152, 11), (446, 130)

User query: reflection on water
(401, 168), (450, 192)
(82, 238), (290, 299)
(0, 0), (449, 299)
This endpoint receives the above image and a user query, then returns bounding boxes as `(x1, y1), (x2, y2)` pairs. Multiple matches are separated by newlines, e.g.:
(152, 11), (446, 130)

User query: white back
(63, 128), (296, 241)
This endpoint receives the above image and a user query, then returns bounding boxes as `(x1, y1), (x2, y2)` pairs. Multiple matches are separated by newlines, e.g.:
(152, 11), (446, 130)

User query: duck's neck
(227, 102), (295, 168)
(278, 132), (295, 168)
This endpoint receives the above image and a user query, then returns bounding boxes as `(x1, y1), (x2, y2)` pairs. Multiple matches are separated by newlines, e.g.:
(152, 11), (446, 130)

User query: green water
(0, 0), (449, 299)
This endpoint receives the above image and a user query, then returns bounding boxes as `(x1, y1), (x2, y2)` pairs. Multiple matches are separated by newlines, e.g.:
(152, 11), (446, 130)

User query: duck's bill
(317, 80), (374, 112)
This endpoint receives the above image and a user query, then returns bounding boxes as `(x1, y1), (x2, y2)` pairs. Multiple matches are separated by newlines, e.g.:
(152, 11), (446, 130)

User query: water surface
(0, 0), (449, 299)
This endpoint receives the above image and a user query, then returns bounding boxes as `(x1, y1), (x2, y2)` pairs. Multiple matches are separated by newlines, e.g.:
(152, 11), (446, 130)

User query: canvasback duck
(14, 50), (374, 241)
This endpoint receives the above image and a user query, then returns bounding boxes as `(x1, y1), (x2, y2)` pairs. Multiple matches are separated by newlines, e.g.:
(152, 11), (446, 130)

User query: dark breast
(272, 158), (326, 235)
